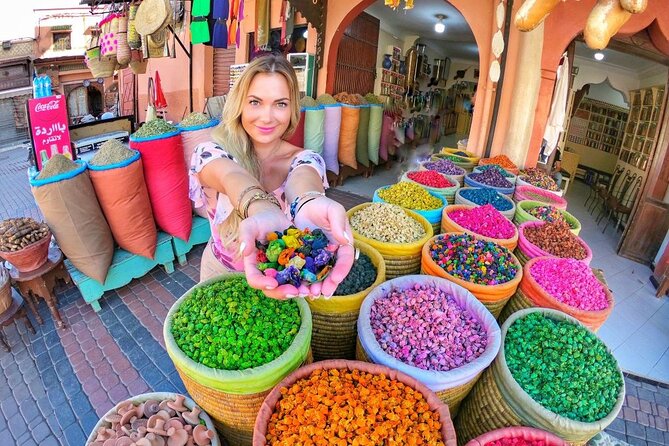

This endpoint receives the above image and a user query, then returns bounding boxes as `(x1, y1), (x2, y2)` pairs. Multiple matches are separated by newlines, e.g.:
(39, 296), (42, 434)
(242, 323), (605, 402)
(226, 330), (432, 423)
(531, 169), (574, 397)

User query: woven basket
(128, 3), (142, 49)
(441, 205), (518, 251)
(464, 173), (515, 197)
(421, 233), (523, 318)
(473, 166), (518, 185)
(253, 359), (458, 446)
(129, 50), (148, 74)
(518, 221), (592, 265)
(88, 55), (117, 78)
(455, 187), (516, 220)
(348, 203), (433, 279)
(401, 171), (460, 205)
(514, 200), (581, 235)
(308, 240), (386, 361)
(116, 32), (131, 66)
(516, 175), (563, 197)
(0, 231), (51, 273)
(513, 185), (568, 209)
(478, 158), (520, 176)
(442, 147), (480, 163)
(464, 426), (569, 446)
(0, 268), (11, 314)
(433, 153), (476, 172)
(419, 162), (466, 187)
(164, 274), (313, 446)
(455, 309), (625, 445)
(85, 392), (221, 446)
(355, 275), (501, 417)
(373, 186), (446, 234)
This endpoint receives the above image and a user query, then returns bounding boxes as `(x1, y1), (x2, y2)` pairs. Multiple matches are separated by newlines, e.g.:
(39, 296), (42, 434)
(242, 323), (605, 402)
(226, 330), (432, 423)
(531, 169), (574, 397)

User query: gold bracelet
(236, 185), (264, 218)
(242, 192), (281, 219)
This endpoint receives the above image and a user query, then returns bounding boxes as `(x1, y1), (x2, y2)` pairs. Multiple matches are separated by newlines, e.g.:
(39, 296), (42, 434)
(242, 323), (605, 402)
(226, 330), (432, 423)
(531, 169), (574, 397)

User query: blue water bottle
(43, 75), (52, 97)
(32, 75), (41, 98)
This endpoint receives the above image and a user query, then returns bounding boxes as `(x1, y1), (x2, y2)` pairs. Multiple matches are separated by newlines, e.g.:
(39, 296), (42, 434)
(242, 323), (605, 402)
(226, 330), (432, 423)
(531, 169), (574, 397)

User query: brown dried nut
(159, 400), (177, 417)
(167, 428), (189, 446)
(181, 407), (201, 426)
(165, 418), (184, 431)
(143, 399), (161, 418)
(166, 395), (188, 413)
(192, 425), (214, 446)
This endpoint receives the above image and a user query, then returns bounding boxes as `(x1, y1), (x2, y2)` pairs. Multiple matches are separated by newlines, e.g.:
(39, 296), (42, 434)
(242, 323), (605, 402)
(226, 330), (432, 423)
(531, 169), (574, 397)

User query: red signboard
(28, 95), (74, 171)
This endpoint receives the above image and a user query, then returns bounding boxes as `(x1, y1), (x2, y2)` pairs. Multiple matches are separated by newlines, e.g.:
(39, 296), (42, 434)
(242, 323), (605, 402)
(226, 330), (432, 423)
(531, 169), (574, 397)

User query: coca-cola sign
(34, 100), (60, 112)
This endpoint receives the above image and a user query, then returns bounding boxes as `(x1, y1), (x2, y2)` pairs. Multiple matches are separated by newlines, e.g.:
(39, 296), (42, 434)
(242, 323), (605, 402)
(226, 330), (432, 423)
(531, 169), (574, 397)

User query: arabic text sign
(28, 96), (73, 171)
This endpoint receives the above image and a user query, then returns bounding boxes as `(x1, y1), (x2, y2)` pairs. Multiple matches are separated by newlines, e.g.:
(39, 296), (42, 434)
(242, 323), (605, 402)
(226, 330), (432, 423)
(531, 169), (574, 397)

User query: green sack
(303, 106), (325, 155)
(355, 104), (371, 167)
(367, 104), (383, 165)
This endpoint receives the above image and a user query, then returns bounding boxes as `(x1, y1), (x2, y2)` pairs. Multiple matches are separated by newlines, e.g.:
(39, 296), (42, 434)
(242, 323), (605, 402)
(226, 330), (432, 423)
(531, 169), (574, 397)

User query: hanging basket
(129, 50), (148, 74)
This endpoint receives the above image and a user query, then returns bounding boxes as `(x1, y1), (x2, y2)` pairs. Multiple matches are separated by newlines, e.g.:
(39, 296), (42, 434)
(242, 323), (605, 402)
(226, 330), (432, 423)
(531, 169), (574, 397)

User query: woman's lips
(257, 126), (276, 134)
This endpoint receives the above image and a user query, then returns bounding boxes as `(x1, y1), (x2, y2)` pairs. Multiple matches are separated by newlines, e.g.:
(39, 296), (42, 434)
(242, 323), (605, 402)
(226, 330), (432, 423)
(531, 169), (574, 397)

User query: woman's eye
(249, 99), (260, 106)
(276, 102), (288, 108)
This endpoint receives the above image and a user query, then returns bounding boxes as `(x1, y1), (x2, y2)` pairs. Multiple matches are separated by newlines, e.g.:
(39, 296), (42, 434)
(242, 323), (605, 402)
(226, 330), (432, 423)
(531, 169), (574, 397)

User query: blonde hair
(210, 54), (301, 252)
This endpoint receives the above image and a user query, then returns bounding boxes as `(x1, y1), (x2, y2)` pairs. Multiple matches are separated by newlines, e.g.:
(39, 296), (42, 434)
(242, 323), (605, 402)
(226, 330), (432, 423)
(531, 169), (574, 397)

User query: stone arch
(322, 0), (496, 153)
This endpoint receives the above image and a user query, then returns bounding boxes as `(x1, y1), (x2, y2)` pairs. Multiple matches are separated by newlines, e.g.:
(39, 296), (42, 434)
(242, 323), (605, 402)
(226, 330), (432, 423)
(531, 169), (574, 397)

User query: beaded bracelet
(236, 185), (264, 218)
(289, 191), (325, 220)
(242, 192), (281, 219)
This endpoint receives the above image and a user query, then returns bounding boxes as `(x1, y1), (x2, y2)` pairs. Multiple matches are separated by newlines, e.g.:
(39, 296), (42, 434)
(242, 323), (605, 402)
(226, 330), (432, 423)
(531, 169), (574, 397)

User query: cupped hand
(238, 206), (299, 300)
(293, 197), (355, 298)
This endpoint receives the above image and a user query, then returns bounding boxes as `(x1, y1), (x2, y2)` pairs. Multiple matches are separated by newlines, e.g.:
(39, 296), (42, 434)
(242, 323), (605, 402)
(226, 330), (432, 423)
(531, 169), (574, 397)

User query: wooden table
(6, 247), (71, 329)
(0, 288), (35, 351)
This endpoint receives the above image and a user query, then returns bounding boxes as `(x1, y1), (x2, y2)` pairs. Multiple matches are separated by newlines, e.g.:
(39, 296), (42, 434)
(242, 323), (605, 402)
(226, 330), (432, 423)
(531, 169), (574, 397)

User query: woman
(189, 55), (354, 300)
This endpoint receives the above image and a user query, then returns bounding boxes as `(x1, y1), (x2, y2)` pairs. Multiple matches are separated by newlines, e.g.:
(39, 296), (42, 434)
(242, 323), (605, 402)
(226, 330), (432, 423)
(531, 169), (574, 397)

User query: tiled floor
(0, 145), (667, 445)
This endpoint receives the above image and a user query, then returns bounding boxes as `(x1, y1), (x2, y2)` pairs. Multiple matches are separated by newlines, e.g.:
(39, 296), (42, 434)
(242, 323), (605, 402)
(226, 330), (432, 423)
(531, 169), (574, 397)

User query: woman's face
(241, 72), (292, 147)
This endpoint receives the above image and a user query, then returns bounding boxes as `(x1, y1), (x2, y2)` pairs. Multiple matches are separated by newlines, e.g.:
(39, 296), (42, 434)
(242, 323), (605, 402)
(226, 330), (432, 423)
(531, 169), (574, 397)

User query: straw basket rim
(463, 426), (569, 446)
(516, 200), (580, 231)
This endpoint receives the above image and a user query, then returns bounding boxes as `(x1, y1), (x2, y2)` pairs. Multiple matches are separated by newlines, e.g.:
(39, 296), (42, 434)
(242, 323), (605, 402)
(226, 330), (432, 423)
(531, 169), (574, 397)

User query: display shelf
(618, 85), (664, 172)
(567, 97), (628, 155)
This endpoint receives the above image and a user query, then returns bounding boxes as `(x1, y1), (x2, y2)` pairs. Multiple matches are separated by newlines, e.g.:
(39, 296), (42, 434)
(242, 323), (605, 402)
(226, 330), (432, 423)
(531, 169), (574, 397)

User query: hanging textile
(236, 0), (245, 48)
(212, 0), (229, 48)
(190, 0), (212, 45)
(542, 52), (570, 156)
(255, 0), (270, 50)
(228, 0), (240, 47)
(285, 1), (295, 46)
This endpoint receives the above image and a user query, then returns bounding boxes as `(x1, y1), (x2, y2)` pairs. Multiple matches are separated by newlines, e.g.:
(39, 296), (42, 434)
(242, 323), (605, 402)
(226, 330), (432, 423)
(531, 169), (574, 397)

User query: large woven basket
(433, 153), (476, 173)
(0, 231), (51, 273)
(308, 240), (386, 361)
(348, 203), (433, 279)
(421, 233), (523, 318)
(455, 308), (626, 446)
(455, 187), (516, 220)
(513, 185), (568, 209)
(401, 171), (460, 205)
(514, 200), (581, 235)
(517, 221), (593, 265)
(472, 166), (518, 185)
(164, 274), (313, 446)
(87, 55), (117, 78)
(441, 205), (518, 251)
(253, 359), (458, 446)
(419, 161), (466, 187)
(355, 274), (501, 417)
(373, 186), (445, 236)
(464, 426), (569, 446)
(516, 175), (563, 197)
(85, 392), (221, 446)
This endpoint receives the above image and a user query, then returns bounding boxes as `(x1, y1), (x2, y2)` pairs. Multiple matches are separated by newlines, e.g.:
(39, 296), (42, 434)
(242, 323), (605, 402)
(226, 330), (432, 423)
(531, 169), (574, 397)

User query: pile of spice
(333, 253), (377, 296)
(370, 284), (488, 371)
(299, 96), (318, 107)
(423, 159), (466, 176)
(378, 182), (442, 210)
(524, 222), (587, 260)
(524, 190), (559, 203)
(132, 119), (178, 138)
(505, 312), (622, 422)
(484, 439), (550, 446)
(520, 168), (559, 191)
(265, 368), (445, 445)
(89, 139), (135, 166)
(407, 170), (454, 188)
(448, 204), (516, 239)
(179, 112), (212, 127)
(459, 188), (513, 212)
(316, 93), (337, 105)
(365, 93), (383, 104)
(453, 151), (470, 157)
(334, 92), (363, 105)
(170, 276), (301, 370)
(442, 154), (468, 163)
(530, 258), (609, 311)
(429, 233), (519, 285)
(527, 205), (567, 225)
(350, 203), (426, 244)
(479, 155), (518, 171)
(469, 170), (513, 189)
(36, 154), (78, 179)
(476, 164), (515, 178)
(256, 227), (336, 287)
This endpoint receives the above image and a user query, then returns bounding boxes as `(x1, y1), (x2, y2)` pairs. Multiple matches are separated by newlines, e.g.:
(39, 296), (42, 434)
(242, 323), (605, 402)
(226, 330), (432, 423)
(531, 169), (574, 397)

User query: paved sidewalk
(0, 147), (667, 445)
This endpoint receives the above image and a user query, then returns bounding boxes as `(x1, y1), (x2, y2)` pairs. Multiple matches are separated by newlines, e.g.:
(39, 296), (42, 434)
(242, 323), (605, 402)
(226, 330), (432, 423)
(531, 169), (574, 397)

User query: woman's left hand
(293, 197), (355, 298)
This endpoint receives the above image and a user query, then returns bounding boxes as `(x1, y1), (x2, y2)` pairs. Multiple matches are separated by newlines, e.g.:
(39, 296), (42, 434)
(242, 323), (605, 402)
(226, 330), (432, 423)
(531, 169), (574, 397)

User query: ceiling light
(594, 52), (604, 61)
(434, 14), (446, 33)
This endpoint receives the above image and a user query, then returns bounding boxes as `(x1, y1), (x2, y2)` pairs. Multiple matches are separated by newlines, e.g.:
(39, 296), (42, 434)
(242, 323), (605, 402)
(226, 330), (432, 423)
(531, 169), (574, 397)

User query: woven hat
(135, 0), (171, 35)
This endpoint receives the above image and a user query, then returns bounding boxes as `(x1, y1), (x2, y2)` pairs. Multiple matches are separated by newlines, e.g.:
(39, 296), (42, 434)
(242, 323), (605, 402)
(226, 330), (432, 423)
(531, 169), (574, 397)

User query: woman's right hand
(238, 204), (299, 300)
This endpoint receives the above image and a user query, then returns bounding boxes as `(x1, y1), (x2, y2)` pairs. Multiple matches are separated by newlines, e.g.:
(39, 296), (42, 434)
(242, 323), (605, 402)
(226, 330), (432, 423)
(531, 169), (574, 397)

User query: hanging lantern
(404, 0), (414, 9)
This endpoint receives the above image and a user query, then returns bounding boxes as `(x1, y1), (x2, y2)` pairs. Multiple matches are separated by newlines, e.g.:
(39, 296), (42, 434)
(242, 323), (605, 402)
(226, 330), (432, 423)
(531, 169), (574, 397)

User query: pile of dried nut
(0, 218), (49, 252)
(88, 395), (216, 446)
(350, 203), (426, 244)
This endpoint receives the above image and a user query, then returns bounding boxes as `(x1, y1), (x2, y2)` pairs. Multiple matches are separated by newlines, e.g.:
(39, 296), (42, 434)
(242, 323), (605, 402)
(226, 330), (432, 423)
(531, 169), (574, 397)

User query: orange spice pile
(265, 368), (445, 445)
(479, 155), (518, 170)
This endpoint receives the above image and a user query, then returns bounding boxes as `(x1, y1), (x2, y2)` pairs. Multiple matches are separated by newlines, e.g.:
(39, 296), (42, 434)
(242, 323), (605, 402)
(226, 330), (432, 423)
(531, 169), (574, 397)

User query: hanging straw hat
(135, 0), (171, 35)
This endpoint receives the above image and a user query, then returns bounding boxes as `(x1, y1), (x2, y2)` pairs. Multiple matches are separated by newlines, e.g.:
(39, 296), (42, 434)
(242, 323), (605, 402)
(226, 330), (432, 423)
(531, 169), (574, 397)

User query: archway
(323, 0), (497, 154)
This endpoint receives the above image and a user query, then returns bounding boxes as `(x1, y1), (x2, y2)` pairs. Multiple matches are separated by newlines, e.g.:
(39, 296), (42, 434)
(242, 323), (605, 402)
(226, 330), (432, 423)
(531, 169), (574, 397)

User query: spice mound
(170, 276), (301, 370)
(36, 154), (78, 179)
(132, 118), (177, 138)
(265, 368), (445, 445)
(89, 139), (134, 166)
(334, 253), (377, 296)
(530, 258), (609, 311)
(378, 182), (442, 211)
(526, 205), (567, 225)
(524, 222), (587, 260)
(520, 167), (559, 191)
(423, 159), (465, 176)
(179, 112), (212, 127)
(448, 204), (516, 239)
(350, 203), (426, 244)
(407, 170), (454, 188)
(469, 170), (513, 189)
(316, 93), (337, 105)
(256, 227), (336, 287)
(479, 155), (518, 171)
(484, 439), (549, 446)
(505, 312), (623, 422)
(371, 284), (488, 371)
(429, 233), (519, 285)
(460, 188), (513, 212)
(0, 217), (49, 252)
(476, 164), (515, 178)
(300, 96), (318, 107)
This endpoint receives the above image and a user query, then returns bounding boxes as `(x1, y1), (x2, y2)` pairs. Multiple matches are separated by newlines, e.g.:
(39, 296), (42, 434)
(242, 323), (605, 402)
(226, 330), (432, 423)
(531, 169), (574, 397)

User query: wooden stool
(0, 289), (36, 351)
(6, 247), (70, 330)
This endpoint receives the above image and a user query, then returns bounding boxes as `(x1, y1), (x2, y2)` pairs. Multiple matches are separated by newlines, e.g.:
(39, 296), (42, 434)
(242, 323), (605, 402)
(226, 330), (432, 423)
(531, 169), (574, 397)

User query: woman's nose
(260, 105), (274, 122)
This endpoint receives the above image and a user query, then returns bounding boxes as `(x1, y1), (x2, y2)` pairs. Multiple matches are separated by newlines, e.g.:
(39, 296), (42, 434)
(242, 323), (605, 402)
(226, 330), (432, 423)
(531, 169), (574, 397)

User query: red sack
(130, 131), (192, 241)
(286, 109), (305, 147)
